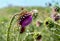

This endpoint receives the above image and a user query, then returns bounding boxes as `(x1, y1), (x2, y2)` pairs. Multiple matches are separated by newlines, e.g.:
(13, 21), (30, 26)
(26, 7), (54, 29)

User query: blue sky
(0, 0), (60, 8)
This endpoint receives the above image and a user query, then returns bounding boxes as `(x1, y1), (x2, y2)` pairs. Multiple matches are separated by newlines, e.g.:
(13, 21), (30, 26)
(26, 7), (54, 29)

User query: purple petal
(21, 15), (32, 27)
(19, 14), (32, 27)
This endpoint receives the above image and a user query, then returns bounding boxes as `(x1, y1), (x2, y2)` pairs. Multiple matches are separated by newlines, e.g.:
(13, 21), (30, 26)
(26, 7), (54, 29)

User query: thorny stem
(7, 14), (19, 41)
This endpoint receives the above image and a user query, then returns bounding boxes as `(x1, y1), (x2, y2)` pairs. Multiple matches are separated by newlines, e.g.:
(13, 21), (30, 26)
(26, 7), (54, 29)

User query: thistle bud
(33, 33), (42, 41)
(44, 17), (54, 28)
(36, 34), (42, 40)
(36, 21), (42, 27)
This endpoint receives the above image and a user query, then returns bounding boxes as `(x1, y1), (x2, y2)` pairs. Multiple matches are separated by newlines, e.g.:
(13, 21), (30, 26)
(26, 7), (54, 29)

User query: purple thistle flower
(51, 7), (60, 21)
(18, 14), (32, 33)
(51, 13), (60, 21)
(55, 15), (60, 21)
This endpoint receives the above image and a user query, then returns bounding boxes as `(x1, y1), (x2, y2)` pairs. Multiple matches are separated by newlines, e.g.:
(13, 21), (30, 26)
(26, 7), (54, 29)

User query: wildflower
(18, 14), (33, 33)
(51, 13), (60, 21)
(30, 9), (38, 19)
(52, 7), (59, 13)
(55, 15), (60, 21)
(36, 21), (42, 27)
(19, 14), (32, 27)
(17, 9), (34, 33)
(32, 9), (38, 13)
(33, 32), (42, 41)
(36, 34), (42, 40)
(44, 18), (60, 41)
(51, 6), (60, 21)
(18, 9), (39, 33)
(44, 17), (54, 28)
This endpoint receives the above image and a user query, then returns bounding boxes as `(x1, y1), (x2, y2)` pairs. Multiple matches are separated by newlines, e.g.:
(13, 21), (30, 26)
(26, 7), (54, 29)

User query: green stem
(18, 27), (21, 41)
(22, 32), (34, 41)
(22, 32), (41, 41)
(7, 14), (19, 41)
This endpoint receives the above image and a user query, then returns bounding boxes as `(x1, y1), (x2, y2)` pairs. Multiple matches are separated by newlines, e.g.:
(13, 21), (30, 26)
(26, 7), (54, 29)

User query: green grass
(0, 6), (60, 41)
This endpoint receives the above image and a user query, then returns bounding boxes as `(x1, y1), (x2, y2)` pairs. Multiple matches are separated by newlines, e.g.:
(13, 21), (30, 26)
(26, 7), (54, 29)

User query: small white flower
(32, 9), (38, 13)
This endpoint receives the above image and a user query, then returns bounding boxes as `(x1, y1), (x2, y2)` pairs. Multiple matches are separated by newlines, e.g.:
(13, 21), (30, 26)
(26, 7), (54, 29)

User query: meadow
(0, 6), (60, 41)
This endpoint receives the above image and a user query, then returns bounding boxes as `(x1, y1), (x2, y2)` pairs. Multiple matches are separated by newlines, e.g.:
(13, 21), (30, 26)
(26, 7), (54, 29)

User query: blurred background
(0, 0), (60, 41)
(0, 0), (60, 8)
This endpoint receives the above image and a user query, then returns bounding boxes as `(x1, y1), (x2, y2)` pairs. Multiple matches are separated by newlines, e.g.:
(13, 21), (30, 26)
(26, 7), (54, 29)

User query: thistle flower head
(18, 11), (33, 33)
(51, 13), (60, 21)
(44, 17), (54, 28)
(52, 6), (60, 12)
(18, 14), (32, 27)
(36, 34), (42, 40)
(33, 32), (42, 40)
(54, 15), (60, 21)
